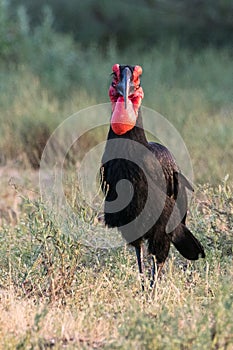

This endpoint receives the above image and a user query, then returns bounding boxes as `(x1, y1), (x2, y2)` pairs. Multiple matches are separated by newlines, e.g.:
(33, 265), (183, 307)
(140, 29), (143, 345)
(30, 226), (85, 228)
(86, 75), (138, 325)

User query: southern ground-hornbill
(100, 64), (205, 289)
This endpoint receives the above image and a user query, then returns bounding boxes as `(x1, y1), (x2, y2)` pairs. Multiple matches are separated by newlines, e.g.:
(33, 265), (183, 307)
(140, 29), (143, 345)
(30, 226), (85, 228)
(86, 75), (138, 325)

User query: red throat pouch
(111, 97), (137, 135)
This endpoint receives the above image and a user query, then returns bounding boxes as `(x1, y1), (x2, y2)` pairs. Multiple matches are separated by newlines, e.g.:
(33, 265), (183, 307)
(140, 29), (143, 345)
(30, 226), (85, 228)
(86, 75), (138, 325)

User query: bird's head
(109, 64), (144, 135)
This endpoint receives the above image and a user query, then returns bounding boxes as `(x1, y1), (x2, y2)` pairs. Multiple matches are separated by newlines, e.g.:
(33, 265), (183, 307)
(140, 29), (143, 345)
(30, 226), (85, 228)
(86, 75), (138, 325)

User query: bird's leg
(150, 255), (156, 288)
(135, 244), (145, 291)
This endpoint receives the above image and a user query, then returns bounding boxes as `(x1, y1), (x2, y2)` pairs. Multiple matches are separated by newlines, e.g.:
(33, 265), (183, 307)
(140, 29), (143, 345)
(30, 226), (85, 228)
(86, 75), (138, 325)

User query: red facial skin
(109, 64), (144, 135)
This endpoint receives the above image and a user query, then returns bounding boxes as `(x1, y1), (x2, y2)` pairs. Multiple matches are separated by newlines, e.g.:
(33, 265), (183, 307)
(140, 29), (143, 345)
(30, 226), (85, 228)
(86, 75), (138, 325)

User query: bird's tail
(170, 224), (205, 260)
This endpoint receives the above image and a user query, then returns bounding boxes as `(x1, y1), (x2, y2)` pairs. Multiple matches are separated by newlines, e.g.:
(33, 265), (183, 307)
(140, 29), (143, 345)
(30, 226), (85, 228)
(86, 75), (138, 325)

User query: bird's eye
(112, 82), (116, 88)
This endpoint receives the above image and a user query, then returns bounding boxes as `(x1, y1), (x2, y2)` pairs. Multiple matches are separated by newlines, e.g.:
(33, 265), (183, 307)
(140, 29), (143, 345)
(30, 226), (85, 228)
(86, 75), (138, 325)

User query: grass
(0, 39), (232, 348)
(0, 168), (232, 349)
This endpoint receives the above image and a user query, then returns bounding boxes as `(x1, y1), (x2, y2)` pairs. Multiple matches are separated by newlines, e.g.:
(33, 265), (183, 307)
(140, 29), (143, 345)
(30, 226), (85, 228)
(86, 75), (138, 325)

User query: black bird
(101, 64), (205, 288)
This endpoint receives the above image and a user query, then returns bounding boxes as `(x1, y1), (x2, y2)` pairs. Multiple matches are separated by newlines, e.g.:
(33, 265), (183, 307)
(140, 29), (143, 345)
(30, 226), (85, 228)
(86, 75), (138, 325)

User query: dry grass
(0, 253), (232, 349)
(0, 167), (232, 349)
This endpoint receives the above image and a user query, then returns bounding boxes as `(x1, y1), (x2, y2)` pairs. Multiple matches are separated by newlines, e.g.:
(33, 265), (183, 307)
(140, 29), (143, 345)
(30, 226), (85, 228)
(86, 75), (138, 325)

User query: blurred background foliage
(0, 0), (232, 182)
(8, 0), (233, 49)
(1, 0), (233, 69)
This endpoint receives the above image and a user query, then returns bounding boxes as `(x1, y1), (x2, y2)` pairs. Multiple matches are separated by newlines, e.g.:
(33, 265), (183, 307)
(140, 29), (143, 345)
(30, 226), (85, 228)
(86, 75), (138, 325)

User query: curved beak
(116, 67), (134, 109)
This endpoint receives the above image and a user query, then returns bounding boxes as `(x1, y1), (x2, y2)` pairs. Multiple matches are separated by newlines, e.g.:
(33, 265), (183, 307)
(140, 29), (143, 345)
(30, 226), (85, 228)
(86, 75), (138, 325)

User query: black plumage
(101, 64), (205, 288)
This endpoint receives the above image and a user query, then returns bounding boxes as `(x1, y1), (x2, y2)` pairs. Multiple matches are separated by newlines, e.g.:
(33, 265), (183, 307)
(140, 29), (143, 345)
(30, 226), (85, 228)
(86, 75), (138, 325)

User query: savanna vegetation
(0, 0), (232, 348)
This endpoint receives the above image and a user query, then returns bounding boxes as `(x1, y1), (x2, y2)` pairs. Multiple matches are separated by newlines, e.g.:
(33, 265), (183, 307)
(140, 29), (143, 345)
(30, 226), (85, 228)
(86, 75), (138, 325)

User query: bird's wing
(146, 142), (193, 224)
(147, 142), (193, 195)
